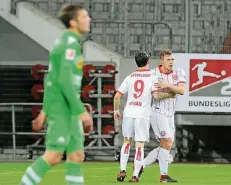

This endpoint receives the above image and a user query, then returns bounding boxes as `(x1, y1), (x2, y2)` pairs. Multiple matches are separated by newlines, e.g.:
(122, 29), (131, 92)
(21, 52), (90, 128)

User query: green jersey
(43, 30), (85, 116)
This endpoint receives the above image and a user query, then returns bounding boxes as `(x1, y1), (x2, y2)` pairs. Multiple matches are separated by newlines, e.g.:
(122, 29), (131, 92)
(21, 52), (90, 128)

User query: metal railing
(0, 102), (92, 159)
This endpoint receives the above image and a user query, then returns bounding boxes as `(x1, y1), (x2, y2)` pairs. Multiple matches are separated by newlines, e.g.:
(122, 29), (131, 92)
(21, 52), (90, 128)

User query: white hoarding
(174, 53), (231, 113)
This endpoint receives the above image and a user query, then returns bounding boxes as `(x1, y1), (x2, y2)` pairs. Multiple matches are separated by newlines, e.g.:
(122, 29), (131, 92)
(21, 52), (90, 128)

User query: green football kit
(43, 30), (86, 154)
(19, 30), (87, 185)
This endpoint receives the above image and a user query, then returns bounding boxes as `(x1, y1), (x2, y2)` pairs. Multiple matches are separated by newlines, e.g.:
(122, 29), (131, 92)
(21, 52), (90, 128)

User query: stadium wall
(0, 2), (122, 75)
(0, 16), (48, 61)
(0, 1), (62, 51)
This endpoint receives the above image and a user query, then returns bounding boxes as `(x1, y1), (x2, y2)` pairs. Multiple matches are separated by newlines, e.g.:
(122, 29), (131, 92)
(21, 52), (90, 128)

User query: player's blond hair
(57, 4), (85, 28)
(160, 49), (172, 59)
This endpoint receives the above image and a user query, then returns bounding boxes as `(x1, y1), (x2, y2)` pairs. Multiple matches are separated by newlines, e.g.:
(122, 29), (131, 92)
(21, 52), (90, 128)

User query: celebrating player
(114, 51), (160, 182)
(138, 49), (186, 183)
(19, 5), (93, 185)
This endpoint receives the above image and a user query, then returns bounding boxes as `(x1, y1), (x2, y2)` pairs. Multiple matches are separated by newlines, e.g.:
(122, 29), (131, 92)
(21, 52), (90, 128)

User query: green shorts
(45, 113), (84, 155)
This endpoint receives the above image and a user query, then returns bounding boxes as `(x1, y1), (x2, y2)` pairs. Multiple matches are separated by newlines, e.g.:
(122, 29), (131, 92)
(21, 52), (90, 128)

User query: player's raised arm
(167, 68), (186, 95)
(152, 75), (176, 100)
(152, 87), (176, 100)
(154, 68), (186, 95)
(153, 91), (176, 100)
(59, 46), (86, 116)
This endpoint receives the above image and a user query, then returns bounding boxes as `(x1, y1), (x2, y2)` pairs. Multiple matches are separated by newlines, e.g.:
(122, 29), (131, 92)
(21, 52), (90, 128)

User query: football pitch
(0, 162), (230, 185)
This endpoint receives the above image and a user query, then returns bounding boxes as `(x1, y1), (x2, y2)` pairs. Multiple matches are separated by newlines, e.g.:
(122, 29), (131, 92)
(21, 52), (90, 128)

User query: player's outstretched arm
(154, 82), (185, 95)
(153, 91), (176, 100)
(167, 68), (186, 95)
(167, 82), (185, 95)
(154, 68), (186, 95)
(152, 76), (175, 100)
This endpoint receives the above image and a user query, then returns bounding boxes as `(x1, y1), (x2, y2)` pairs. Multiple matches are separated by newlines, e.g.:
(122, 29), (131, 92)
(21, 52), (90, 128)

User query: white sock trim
(66, 175), (84, 183)
(22, 175), (33, 185)
(27, 167), (41, 183)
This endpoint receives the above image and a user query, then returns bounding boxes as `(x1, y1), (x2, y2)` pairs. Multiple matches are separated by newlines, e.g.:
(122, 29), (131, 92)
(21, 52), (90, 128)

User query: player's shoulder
(124, 71), (142, 81)
(151, 66), (159, 72)
(122, 73), (132, 82)
(151, 66), (158, 71)
(173, 67), (185, 74)
(58, 31), (80, 48)
(130, 70), (153, 76)
(128, 70), (139, 77)
(150, 67), (161, 77)
(125, 72), (135, 80)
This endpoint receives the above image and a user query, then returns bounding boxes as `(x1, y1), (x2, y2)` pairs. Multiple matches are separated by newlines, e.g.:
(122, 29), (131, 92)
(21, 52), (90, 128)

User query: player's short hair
(135, 51), (151, 67)
(57, 4), (85, 28)
(160, 49), (172, 59)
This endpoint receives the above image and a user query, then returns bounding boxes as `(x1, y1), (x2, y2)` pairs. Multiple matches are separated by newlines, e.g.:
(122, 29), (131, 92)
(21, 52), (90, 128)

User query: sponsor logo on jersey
(65, 49), (76, 61)
(160, 131), (166, 136)
(67, 36), (76, 45)
(57, 136), (65, 143)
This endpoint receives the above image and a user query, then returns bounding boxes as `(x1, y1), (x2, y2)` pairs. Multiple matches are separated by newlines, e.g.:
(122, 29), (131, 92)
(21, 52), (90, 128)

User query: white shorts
(122, 117), (150, 142)
(151, 112), (175, 140)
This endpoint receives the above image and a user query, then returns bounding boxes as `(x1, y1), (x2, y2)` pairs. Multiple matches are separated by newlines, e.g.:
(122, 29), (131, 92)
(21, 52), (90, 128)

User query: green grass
(0, 162), (230, 185)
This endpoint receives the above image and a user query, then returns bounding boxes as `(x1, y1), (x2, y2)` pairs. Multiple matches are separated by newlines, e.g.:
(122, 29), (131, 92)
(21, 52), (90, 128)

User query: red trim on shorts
(158, 65), (172, 75)
(117, 90), (124, 95)
(152, 90), (158, 93)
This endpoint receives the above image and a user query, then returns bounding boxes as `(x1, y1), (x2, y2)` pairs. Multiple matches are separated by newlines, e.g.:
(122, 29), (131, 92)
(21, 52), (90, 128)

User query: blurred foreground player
(19, 5), (93, 185)
(114, 51), (158, 182)
(138, 49), (186, 183)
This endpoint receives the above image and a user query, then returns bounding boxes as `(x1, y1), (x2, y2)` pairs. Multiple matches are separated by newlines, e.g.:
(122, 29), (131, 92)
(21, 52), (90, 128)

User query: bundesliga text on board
(188, 59), (231, 110)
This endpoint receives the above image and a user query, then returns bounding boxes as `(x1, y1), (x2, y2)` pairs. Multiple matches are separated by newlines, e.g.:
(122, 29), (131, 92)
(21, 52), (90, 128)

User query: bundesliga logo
(189, 59), (231, 97)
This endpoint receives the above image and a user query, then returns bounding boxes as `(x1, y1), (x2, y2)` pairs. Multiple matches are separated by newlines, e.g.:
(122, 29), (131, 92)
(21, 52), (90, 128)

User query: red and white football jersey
(117, 69), (158, 118)
(152, 66), (186, 116)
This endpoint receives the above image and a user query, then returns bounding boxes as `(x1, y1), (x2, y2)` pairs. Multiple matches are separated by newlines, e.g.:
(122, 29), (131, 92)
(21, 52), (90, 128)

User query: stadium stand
(15, 0), (231, 56)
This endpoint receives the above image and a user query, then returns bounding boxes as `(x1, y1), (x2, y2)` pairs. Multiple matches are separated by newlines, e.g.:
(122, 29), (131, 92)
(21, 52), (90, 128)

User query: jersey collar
(66, 30), (82, 40)
(158, 65), (172, 74)
(136, 69), (150, 72)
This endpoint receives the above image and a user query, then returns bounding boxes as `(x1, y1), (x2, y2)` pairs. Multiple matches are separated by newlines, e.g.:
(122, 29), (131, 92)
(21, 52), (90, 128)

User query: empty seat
(25, 0), (231, 55)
